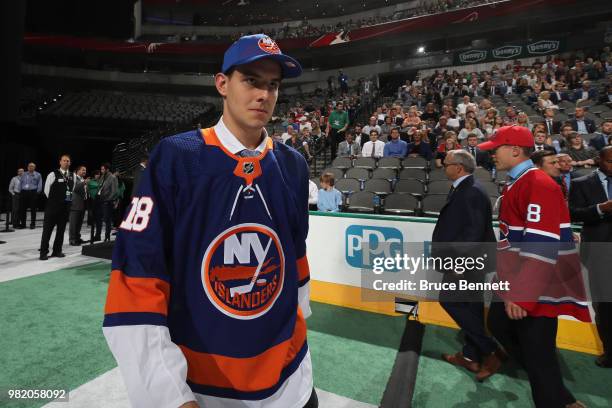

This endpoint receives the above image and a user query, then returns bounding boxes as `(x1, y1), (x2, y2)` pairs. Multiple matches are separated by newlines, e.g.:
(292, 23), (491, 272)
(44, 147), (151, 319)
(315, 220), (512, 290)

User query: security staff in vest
(40, 154), (74, 260)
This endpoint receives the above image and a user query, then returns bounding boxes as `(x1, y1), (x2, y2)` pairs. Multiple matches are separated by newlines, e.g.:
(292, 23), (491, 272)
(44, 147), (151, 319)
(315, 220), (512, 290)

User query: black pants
(329, 128), (344, 160)
(594, 302), (612, 360)
(19, 190), (38, 227)
(302, 388), (318, 408)
(69, 209), (85, 243)
(95, 200), (114, 239)
(488, 301), (575, 408)
(440, 271), (497, 361)
(40, 205), (70, 255)
(11, 193), (20, 227)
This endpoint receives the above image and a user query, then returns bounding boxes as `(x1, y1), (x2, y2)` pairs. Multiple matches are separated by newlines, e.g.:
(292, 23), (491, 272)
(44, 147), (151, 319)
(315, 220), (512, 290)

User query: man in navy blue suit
(569, 107), (597, 134)
(573, 80), (598, 104)
(589, 120), (612, 151)
(431, 149), (503, 381)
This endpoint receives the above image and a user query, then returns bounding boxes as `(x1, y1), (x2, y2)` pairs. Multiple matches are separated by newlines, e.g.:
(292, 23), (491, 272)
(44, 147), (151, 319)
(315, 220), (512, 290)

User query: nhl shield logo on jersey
(258, 36), (281, 54)
(243, 161), (255, 174)
(202, 223), (285, 320)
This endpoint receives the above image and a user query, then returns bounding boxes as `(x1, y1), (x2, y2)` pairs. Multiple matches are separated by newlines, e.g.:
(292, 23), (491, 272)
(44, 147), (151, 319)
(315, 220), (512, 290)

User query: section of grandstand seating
(38, 90), (213, 127)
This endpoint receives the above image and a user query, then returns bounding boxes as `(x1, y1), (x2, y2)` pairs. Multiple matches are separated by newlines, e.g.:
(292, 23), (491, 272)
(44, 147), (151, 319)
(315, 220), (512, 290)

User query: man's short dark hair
(467, 133), (478, 140)
(531, 149), (555, 166)
(101, 162), (111, 170)
(390, 127), (400, 133)
(600, 145), (612, 158)
(60, 153), (71, 160)
(521, 146), (535, 157)
(370, 130), (379, 136)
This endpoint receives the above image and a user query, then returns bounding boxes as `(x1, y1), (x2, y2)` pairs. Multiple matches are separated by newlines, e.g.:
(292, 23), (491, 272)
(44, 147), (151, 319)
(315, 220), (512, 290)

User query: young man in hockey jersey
(478, 126), (589, 408)
(103, 34), (316, 408)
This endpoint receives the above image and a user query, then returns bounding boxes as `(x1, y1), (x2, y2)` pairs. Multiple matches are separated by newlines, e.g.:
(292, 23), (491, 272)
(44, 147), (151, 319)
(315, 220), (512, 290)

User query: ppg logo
(345, 225), (403, 269)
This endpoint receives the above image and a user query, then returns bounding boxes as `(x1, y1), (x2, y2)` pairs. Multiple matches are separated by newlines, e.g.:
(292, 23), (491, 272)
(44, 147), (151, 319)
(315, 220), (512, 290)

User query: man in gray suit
(69, 165), (88, 246)
(95, 163), (118, 242)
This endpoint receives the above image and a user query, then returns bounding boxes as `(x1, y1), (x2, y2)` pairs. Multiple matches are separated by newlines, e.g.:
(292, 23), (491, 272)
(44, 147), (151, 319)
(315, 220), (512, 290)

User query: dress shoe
(69, 241), (81, 246)
(93, 235), (101, 242)
(476, 349), (505, 382)
(595, 355), (612, 368)
(104, 236), (110, 243)
(50, 252), (66, 258)
(39, 253), (48, 260)
(30, 225), (35, 229)
(442, 352), (480, 373)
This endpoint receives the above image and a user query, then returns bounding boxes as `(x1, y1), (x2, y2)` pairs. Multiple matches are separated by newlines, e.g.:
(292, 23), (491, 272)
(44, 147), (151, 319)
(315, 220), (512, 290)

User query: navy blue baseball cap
(221, 34), (302, 79)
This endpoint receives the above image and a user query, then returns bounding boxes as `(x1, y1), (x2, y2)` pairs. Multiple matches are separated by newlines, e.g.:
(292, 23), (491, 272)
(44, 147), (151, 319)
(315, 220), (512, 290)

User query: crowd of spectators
(151, 0), (499, 43)
(306, 47), (611, 214)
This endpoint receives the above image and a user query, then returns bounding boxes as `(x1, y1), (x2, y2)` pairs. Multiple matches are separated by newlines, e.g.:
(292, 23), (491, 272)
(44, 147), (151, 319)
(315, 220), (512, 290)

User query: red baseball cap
(478, 125), (535, 151)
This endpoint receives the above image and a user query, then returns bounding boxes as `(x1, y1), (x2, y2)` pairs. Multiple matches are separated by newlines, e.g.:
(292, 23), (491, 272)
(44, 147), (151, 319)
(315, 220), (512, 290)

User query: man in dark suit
(589, 120), (612, 151)
(569, 107), (597, 134)
(432, 149), (503, 381)
(543, 108), (562, 135)
(550, 84), (567, 105)
(534, 129), (557, 153)
(130, 153), (148, 197)
(569, 146), (612, 368)
(557, 153), (578, 197)
(573, 80), (598, 104)
(465, 134), (492, 169)
(69, 165), (88, 246)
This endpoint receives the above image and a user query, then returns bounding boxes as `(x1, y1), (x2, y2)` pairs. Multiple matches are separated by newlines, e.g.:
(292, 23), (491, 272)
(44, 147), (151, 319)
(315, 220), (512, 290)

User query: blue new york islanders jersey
(103, 124), (313, 408)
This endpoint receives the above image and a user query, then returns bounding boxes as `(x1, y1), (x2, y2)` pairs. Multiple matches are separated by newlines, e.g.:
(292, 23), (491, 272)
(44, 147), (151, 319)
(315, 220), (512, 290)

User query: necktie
(559, 177), (568, 199)
(447, 185), (456, 202)
(240, 149), (260, 157)
(608, 176), (612, 200)
(371, 143), (375, 158)
(547, 120), (552, 134)
(470, 147), (475, 157)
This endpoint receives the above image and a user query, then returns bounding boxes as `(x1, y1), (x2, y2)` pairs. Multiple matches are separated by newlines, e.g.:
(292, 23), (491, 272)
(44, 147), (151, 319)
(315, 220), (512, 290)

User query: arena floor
(1, 223), (611, 408)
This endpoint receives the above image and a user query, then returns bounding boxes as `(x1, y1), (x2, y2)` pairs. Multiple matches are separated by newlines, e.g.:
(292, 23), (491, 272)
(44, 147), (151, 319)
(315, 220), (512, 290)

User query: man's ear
(215, 73), (229, 98)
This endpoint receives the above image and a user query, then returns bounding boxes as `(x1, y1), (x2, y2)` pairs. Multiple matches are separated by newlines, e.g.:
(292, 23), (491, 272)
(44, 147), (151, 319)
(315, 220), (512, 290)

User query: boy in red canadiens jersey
(478, 126), (590, 408)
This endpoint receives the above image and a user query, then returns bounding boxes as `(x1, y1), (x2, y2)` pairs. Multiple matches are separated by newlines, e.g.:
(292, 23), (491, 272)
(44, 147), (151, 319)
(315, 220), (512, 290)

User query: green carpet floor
(0, 262), (117, 408)
(413, 325), (612, 408)
(5, 262), (609, 408)
(0, 263), (404, 407)
(308, 302), (405, 405)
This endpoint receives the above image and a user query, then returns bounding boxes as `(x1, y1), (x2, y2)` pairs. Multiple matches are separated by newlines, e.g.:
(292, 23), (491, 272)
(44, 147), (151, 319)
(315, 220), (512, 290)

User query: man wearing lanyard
(40, 154), (74, 260)
(17, 162), (43, 229)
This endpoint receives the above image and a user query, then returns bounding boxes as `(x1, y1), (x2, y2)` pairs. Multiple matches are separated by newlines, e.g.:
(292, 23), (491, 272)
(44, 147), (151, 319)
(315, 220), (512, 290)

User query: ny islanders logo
(258, 36), (280, 54)
(202, 223), (284, 320)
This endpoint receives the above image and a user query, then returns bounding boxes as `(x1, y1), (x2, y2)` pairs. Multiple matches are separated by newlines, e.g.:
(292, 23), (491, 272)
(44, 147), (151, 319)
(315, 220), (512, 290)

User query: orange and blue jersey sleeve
(103, 140), (176, 328)
(102, 139), (196, 407)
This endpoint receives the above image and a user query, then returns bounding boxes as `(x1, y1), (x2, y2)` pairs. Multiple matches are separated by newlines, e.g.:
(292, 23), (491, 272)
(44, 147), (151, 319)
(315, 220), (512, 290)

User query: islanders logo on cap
(202, 223), (284, 320)
(258, 36), (281, 54)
